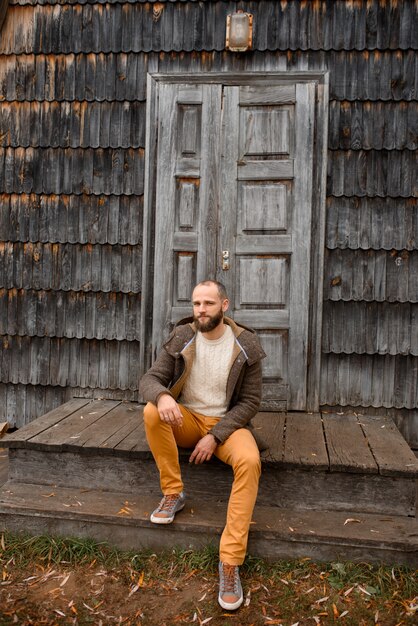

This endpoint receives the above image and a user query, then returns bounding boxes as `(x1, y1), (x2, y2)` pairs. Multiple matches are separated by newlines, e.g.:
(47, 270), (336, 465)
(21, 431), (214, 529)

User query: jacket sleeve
(208, 359), (262, 444)
(138, 347), (176, 406)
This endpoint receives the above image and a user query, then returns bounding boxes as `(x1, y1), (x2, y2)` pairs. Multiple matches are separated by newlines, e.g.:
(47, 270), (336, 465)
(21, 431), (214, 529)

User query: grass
(0, 531), (417, 625)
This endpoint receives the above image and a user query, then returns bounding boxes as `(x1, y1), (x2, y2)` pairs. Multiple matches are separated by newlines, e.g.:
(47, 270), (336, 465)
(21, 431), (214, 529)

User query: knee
(143, 402), (160, 429)
(235, 451), (261, 478)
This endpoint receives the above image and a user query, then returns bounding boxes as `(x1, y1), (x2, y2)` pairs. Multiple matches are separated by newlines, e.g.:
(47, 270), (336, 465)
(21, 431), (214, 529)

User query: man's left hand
(189, 434), (218, 464)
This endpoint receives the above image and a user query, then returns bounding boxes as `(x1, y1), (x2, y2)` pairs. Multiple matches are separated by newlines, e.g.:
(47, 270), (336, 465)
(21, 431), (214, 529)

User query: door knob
(222, 250), (230, 271)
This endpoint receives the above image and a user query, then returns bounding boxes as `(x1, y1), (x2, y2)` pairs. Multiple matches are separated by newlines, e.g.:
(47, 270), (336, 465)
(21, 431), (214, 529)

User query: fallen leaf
(333, 603), (339, 617)
(128, 584), (139, 598)
(117, 508), (132, 516)
(60, 573), (71, 587)
(183, 569), (197, 581)
(245, 590), (251, 607)
(54, 610), (66, 617)
(200, 618), (213, 625)
(316, 596), (329, 604)
(339, 611), (349, 619)
(344, 518), (361, 525)
(42, 493), (56, 498)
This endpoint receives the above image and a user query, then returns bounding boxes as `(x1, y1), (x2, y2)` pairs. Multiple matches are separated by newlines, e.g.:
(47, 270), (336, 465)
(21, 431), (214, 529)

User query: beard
(194, 307), (224, 333)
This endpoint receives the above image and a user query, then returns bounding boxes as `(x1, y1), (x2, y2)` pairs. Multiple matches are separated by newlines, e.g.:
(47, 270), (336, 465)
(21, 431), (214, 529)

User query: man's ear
(222, 298), (229, 313)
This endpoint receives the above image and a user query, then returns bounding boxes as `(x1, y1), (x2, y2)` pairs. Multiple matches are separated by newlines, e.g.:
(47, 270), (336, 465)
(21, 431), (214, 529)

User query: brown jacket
(139, 316), (267, 450)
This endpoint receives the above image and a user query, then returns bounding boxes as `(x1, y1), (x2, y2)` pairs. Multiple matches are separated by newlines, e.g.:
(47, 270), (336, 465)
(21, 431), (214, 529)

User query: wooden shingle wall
(0, 0), (417, 444)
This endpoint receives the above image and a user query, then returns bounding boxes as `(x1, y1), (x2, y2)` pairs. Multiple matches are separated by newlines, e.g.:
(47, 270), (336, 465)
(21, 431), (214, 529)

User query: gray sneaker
(150, 492), (186, 524)
(218, 561), (243, 611)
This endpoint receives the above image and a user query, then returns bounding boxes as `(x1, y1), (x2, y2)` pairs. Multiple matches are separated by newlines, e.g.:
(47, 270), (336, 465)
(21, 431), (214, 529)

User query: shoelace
(221, 564), (238, 594)
(159, 494), (180, 512)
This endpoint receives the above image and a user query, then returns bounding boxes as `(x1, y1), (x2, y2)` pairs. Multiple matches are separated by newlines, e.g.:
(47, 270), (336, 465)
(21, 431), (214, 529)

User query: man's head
(192, 280), (229, 334)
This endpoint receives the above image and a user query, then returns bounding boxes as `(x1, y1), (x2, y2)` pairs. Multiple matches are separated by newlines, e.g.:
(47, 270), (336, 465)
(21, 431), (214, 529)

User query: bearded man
(139, 280), (266, 611)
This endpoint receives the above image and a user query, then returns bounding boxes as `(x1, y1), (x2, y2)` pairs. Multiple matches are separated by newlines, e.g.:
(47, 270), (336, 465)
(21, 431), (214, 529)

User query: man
(139, 280), (266, 611)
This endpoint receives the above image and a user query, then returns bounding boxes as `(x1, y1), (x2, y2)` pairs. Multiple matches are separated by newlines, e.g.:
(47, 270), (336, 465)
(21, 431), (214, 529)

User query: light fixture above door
(226, 11), (253, 52)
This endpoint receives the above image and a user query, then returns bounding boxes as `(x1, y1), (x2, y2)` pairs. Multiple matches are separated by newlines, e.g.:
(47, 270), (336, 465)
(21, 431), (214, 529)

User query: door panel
(151, 80), (315, 410)
(151, 83), (222, 355)
(220, 84), (315, 409)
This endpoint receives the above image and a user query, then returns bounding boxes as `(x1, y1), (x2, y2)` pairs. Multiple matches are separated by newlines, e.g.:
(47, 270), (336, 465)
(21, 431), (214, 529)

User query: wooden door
(150, 81), (315, 411)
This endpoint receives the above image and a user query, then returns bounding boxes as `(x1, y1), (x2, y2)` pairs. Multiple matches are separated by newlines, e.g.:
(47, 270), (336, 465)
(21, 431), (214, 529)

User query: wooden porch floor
(2, 398), (418, 477)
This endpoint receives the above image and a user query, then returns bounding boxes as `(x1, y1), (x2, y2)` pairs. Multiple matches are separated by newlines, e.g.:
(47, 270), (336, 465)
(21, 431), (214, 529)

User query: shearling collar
(163, 316), (266, 366)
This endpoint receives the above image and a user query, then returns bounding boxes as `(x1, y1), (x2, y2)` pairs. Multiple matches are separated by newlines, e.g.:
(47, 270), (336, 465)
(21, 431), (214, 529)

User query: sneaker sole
(150, 502), (185, 525)
(218, 593), (243, 611)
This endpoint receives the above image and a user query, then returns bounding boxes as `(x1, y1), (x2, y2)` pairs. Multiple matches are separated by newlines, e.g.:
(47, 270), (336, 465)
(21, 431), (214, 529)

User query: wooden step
(0, 481), (417, 567)
(7, 446), (417, 518)
(3, 399), (418, 518)
(0, 449), (8, 487)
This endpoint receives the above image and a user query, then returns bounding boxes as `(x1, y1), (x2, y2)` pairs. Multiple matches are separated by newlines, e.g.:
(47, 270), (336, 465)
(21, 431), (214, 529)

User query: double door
(150, 80), (315, 410)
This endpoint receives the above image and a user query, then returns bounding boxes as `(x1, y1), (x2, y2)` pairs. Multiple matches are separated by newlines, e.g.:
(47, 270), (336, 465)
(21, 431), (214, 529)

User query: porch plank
(116, 416), (149, 453)
(359, 416), (418, 477)
(283, 413), (328, 469)
(323, 413), (378, 473)
(255, 412), (286, 462)
(30, 400), (121, 449)
(100, 411), (143, 451)
(1, 399), (91, 448)
(69, 403), (138, 450)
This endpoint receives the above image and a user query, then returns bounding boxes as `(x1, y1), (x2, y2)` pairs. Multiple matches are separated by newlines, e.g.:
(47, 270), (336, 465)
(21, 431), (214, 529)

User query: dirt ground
(1, 559), (417, 626)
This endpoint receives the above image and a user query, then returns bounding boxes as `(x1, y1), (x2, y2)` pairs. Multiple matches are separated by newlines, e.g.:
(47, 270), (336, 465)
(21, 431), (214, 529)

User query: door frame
(140, 71), (329, 412)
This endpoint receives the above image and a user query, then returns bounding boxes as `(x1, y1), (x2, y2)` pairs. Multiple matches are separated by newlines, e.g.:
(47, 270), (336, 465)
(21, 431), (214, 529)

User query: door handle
(222, 250), (230, 271)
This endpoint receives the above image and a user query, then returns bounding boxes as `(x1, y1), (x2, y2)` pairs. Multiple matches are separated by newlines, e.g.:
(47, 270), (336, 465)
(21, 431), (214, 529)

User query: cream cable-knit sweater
(179, 324), (235, 417)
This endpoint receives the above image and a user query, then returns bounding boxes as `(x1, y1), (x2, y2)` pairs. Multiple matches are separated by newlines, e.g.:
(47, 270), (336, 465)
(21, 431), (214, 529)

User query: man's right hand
(157, 394), (183, 427)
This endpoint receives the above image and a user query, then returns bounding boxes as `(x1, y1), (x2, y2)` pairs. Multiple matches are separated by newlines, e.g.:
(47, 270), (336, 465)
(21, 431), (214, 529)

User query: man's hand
(157, 394), (183, 427)
(189, 434), (218, 464)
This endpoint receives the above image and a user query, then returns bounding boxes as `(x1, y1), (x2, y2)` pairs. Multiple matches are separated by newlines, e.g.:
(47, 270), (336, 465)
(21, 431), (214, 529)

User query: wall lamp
(226, 11), (253, 52)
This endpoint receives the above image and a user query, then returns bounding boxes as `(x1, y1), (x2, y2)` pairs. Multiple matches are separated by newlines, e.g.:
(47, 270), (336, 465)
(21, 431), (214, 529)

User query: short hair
(195, 280), (228, 301)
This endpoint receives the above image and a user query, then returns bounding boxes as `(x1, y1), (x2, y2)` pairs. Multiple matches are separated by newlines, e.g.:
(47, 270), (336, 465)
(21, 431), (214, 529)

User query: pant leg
(214, 429), (261, 566)
(143, 402), (204, 495)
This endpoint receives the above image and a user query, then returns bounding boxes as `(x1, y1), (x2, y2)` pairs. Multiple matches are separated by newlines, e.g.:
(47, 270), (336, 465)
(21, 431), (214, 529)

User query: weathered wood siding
(0, 0), (416, 444)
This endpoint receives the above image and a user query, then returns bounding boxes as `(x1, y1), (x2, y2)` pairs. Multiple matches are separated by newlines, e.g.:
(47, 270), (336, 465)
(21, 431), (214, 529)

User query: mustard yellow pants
(143, 402), (261, 566)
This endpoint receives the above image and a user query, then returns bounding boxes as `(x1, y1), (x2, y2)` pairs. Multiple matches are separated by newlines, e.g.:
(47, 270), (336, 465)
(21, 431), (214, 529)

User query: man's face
(192, 284), (229, 333)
